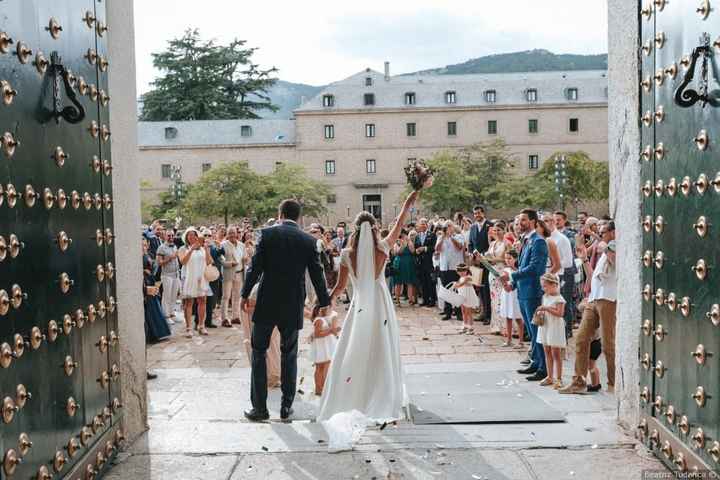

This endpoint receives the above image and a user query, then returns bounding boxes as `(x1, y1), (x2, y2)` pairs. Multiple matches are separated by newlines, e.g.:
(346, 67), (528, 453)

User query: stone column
(107, 2), (147, 442)
(607, 0), (640, 429)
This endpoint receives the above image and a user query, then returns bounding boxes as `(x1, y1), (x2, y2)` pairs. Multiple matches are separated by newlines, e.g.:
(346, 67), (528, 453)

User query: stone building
(139, 65), (609, 224)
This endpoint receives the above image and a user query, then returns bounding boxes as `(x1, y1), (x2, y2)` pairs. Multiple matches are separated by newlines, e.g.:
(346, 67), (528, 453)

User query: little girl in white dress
(309, 306), (340, 396)
(500, 250), (524, 348)
(454, 264), (479, 334)
(536, 272), (567, 389)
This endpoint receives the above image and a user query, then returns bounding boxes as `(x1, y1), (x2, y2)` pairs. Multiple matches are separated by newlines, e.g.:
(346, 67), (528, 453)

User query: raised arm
(384, 190), (419, 245)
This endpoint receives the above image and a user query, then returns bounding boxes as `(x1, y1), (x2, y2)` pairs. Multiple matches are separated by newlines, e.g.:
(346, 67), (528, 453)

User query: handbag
(204, 264), (220, 282)
(532, 309), (546, 326)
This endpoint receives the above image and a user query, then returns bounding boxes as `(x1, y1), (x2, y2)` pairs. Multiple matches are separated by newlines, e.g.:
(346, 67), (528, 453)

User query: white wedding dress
(317, 222), (406, 436)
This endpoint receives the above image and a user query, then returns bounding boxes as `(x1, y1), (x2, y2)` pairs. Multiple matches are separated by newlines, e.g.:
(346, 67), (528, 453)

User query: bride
(317, 189), (420, 423)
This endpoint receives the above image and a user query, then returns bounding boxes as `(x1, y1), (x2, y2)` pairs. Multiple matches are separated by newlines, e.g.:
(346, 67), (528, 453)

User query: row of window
(322, 87), (579, 108)
(165, 126), (253, 140)
(323, 154), (545, 176)
(323, 118), (580, 139)
(161, 163), (212, 178)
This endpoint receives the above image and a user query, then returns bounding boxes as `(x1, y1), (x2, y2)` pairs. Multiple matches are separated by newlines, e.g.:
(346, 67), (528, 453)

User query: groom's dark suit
(242, 220), (330, 413)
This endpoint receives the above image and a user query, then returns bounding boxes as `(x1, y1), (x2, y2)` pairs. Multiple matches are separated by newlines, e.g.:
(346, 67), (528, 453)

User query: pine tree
(140, 29), (278, 121)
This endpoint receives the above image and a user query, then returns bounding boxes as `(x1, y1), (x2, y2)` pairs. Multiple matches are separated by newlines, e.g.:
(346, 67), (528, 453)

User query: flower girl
(309, 305), (340, 396)
(500, 250), (524, 348)
(454, 264), (480, 334)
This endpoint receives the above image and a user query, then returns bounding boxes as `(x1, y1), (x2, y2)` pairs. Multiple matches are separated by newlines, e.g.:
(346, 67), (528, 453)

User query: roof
(137, 119), (296, 147)
(295, 69), (608, 112)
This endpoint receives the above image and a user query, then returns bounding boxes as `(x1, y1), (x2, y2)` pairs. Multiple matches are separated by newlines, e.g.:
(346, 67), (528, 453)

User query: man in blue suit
(500, 209), (548, 381)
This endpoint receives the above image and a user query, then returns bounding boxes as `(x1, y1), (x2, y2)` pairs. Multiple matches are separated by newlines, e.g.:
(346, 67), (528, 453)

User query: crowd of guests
(141, 205), (617, 395)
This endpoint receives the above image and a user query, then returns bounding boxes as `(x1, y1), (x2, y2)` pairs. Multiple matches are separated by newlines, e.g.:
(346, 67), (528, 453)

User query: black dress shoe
(442, 314), (451, 321)
(206, 323), (218, 328)
(517, 366), (537, 375)
(520, 359), (531, 366)
(147, 372), (158, 380)
(280, 406), (294, 420)
(587, 384), (602, 392)
(244, 408), (269, 422)
(526, 372), (547, 382)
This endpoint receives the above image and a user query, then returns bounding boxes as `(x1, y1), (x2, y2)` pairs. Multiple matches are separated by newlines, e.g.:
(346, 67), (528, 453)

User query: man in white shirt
(220, 227), (245, 327)
(436, 221), (465, 321)
(560, 224), (617, 395)
(543, 214), (576, 339)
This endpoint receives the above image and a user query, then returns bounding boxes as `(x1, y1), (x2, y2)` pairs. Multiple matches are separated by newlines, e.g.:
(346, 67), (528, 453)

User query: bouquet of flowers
(404, 159), (434, 191)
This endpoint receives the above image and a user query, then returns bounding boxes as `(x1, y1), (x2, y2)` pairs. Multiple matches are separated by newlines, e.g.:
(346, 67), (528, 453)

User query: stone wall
(607, 0), (641, 429)
(107, 1), (147, 442)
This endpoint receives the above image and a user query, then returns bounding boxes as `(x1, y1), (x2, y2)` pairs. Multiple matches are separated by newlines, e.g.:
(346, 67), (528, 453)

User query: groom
(240, 199), (331, 421)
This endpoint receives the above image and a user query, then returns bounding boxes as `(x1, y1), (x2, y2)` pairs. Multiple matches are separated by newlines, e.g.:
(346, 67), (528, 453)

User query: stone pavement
(106, 304), (664, 479)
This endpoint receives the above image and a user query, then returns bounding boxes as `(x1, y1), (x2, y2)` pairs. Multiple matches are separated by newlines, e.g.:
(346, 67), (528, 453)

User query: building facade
(139, 65), (608, 224)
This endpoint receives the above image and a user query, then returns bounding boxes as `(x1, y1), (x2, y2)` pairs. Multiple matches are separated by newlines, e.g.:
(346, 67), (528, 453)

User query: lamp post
(169, 165), (185, 226)
(554, 154), (567, 211)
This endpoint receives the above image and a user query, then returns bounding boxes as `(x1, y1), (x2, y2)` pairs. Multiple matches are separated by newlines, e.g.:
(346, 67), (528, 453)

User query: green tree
(140, 29), (278, 121)
(493, 151), (609, 210)
(408, 139), (515, 214)
(255, 164), (331, 221)
(181, 162), (266, 224)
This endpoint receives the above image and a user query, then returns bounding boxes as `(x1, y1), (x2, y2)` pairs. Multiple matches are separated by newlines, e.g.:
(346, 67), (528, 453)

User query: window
(447, 121), (457, 136)
(445, 91), (456, 104)
(569, 118), (579, 133)
(161, 164), (172, 178)
(488, 120), (497, 135)
(526, 89), (538, 102)
(528, 119), (538, 134)
(566, 88), (578, 101)
(365, 123), (376, 138)
(322, 94), (335, 107)
(529, 155), (539, 170)
(326, 194), (337, 204)
(364, 93), (375, 106)
(485, 90), (496, 103)
(202, 163), (212, 173)
(164, 127), (178, 139)
(324, 124), (335, 139)
(325, 160), (336, 175)
(366, 159), (376, 174)
(365, 77), (373, 86)
(406, 122), (416, 137)
(404, 92), (416, 105)
(240, 125), (252, 137)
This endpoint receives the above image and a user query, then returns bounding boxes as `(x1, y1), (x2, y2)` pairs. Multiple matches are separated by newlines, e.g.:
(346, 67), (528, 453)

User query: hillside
(260, 80), (323, 119)
(406, 49), (607, 76)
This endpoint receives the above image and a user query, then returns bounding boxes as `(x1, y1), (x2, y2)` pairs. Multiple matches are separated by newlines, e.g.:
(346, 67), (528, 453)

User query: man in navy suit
(500, 208), (548, 381)
(468, 205), (492, 321)
(240, 199), (330, 421)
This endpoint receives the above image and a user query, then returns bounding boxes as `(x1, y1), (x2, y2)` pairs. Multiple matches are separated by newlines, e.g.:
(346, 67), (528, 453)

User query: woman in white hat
(178, 227), (213, 337)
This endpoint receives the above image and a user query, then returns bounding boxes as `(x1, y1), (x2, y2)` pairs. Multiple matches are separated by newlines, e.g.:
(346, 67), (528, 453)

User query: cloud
(134, 0), (608, 90)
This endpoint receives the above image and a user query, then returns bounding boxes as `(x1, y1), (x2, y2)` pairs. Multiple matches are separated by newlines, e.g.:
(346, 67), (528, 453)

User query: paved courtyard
(106, 305), (663, 479)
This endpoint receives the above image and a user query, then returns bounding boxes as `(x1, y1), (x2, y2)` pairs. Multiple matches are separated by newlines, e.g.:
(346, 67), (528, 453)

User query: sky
(133, 0), (608, 93)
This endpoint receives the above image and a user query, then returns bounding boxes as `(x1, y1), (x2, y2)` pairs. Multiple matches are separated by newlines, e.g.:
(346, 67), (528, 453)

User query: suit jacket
(511, 231), (548, 300)
(242, 221), (330, 330)
(468, 220), (492, 256)
(413, 231), (436, 269)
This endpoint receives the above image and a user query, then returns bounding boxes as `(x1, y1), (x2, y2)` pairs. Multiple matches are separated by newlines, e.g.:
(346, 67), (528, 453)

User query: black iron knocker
(674, 33), (720, 108)
(49, 51), (85, 124)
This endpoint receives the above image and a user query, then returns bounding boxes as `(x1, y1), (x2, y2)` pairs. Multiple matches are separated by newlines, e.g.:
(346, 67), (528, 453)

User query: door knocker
(675, 33), (720, 108)
(49, 52), (85, 124)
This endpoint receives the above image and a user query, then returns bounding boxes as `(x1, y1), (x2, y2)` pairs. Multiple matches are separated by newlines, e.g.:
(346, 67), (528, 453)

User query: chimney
(384, 61), (390, 81)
